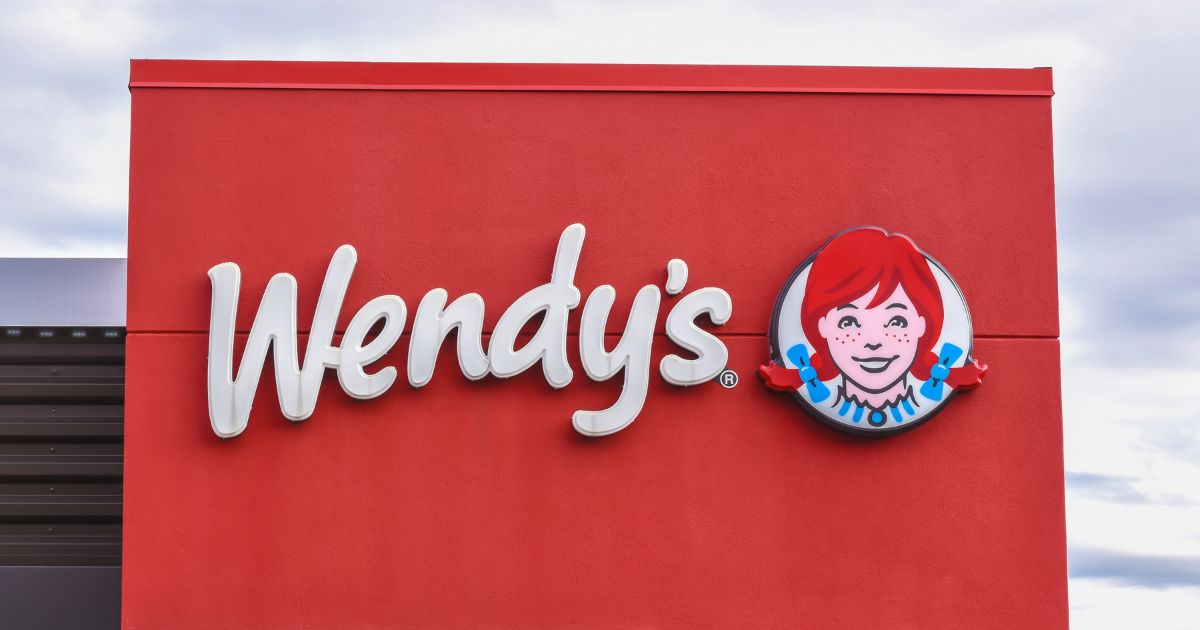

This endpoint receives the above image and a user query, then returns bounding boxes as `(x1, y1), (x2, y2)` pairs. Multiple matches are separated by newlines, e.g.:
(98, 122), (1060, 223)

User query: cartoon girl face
(762, 226), (987, 435)
(816, 283), (927, 393)
(798, 228), (946, 399)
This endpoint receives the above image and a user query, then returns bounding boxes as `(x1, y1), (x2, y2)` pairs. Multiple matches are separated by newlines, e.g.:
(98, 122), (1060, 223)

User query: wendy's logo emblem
(758, 227), (987, 436)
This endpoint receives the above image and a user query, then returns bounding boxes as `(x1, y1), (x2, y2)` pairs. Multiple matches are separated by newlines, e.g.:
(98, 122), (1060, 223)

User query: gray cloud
(1066, 471), (1193, 507)
(1070, 546), (1200, 589)
(1138, 420), (1200, 468)
(1053, 11), (1200, 368)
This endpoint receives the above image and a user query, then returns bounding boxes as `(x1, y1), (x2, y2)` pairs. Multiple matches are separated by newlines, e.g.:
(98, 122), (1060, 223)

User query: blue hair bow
(920, 342), (963, 401)
(786, 344), (831, 403)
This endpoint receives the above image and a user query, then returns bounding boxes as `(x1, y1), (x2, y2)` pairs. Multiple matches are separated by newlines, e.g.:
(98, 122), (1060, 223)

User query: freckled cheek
(884, 330), (915, 344)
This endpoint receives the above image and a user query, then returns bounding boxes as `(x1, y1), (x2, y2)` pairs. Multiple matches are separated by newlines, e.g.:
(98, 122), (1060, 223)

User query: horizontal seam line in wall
(123, 330), (1059, 340)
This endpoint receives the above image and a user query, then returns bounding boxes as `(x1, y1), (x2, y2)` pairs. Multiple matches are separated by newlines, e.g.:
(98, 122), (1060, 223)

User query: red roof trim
(129, 60), (1053, 96)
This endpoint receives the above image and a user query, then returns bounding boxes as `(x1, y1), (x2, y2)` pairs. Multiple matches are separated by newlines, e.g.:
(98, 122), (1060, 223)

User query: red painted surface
(125, 61), (1065, 628)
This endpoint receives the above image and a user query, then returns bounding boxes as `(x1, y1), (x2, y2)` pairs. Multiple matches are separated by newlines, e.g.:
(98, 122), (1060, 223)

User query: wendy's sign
(759, 227), (988, 436)
(206, 224), (733, 440)
(128, 61), (1063, 630)
(209, 223), (986, 441)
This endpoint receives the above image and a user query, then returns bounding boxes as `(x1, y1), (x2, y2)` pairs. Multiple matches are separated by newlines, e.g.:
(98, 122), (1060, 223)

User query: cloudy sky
(2, 0), (1197, 626)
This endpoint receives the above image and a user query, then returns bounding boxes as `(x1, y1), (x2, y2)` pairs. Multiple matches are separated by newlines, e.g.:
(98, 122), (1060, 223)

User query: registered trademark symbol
(717, 369), (738, 389)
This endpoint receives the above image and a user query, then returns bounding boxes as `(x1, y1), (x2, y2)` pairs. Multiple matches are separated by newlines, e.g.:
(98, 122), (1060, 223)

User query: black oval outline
(766, 225), (979, 438)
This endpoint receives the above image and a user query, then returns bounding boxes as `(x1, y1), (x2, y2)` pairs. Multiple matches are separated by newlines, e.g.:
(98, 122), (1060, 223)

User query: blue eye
(886, 315), (908, 328)
(838, 316), (860, 329)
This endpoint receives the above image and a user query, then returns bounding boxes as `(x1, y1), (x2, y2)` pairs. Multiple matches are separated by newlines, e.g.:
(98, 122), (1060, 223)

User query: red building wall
(125, 61), (1065, 628)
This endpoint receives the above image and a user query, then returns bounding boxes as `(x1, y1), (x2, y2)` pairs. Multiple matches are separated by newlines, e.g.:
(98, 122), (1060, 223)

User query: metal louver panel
(0, 327), (124, 567)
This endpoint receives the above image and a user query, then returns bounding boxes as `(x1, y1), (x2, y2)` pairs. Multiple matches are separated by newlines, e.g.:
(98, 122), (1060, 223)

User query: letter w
(206, 246), (356, 438)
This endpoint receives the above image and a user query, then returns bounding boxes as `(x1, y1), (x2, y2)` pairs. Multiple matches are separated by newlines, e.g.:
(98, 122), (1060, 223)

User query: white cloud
(2, 0), (152, 58)
(1071, 578), (1200, 630)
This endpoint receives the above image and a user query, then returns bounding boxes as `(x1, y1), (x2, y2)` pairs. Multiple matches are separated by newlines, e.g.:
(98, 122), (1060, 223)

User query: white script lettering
(206, 225), (731, 439)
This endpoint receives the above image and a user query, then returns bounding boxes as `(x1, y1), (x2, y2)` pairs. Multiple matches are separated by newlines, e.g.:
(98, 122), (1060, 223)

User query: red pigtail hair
(808, 351), (839, 382)
(912, 350), (988, 389)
